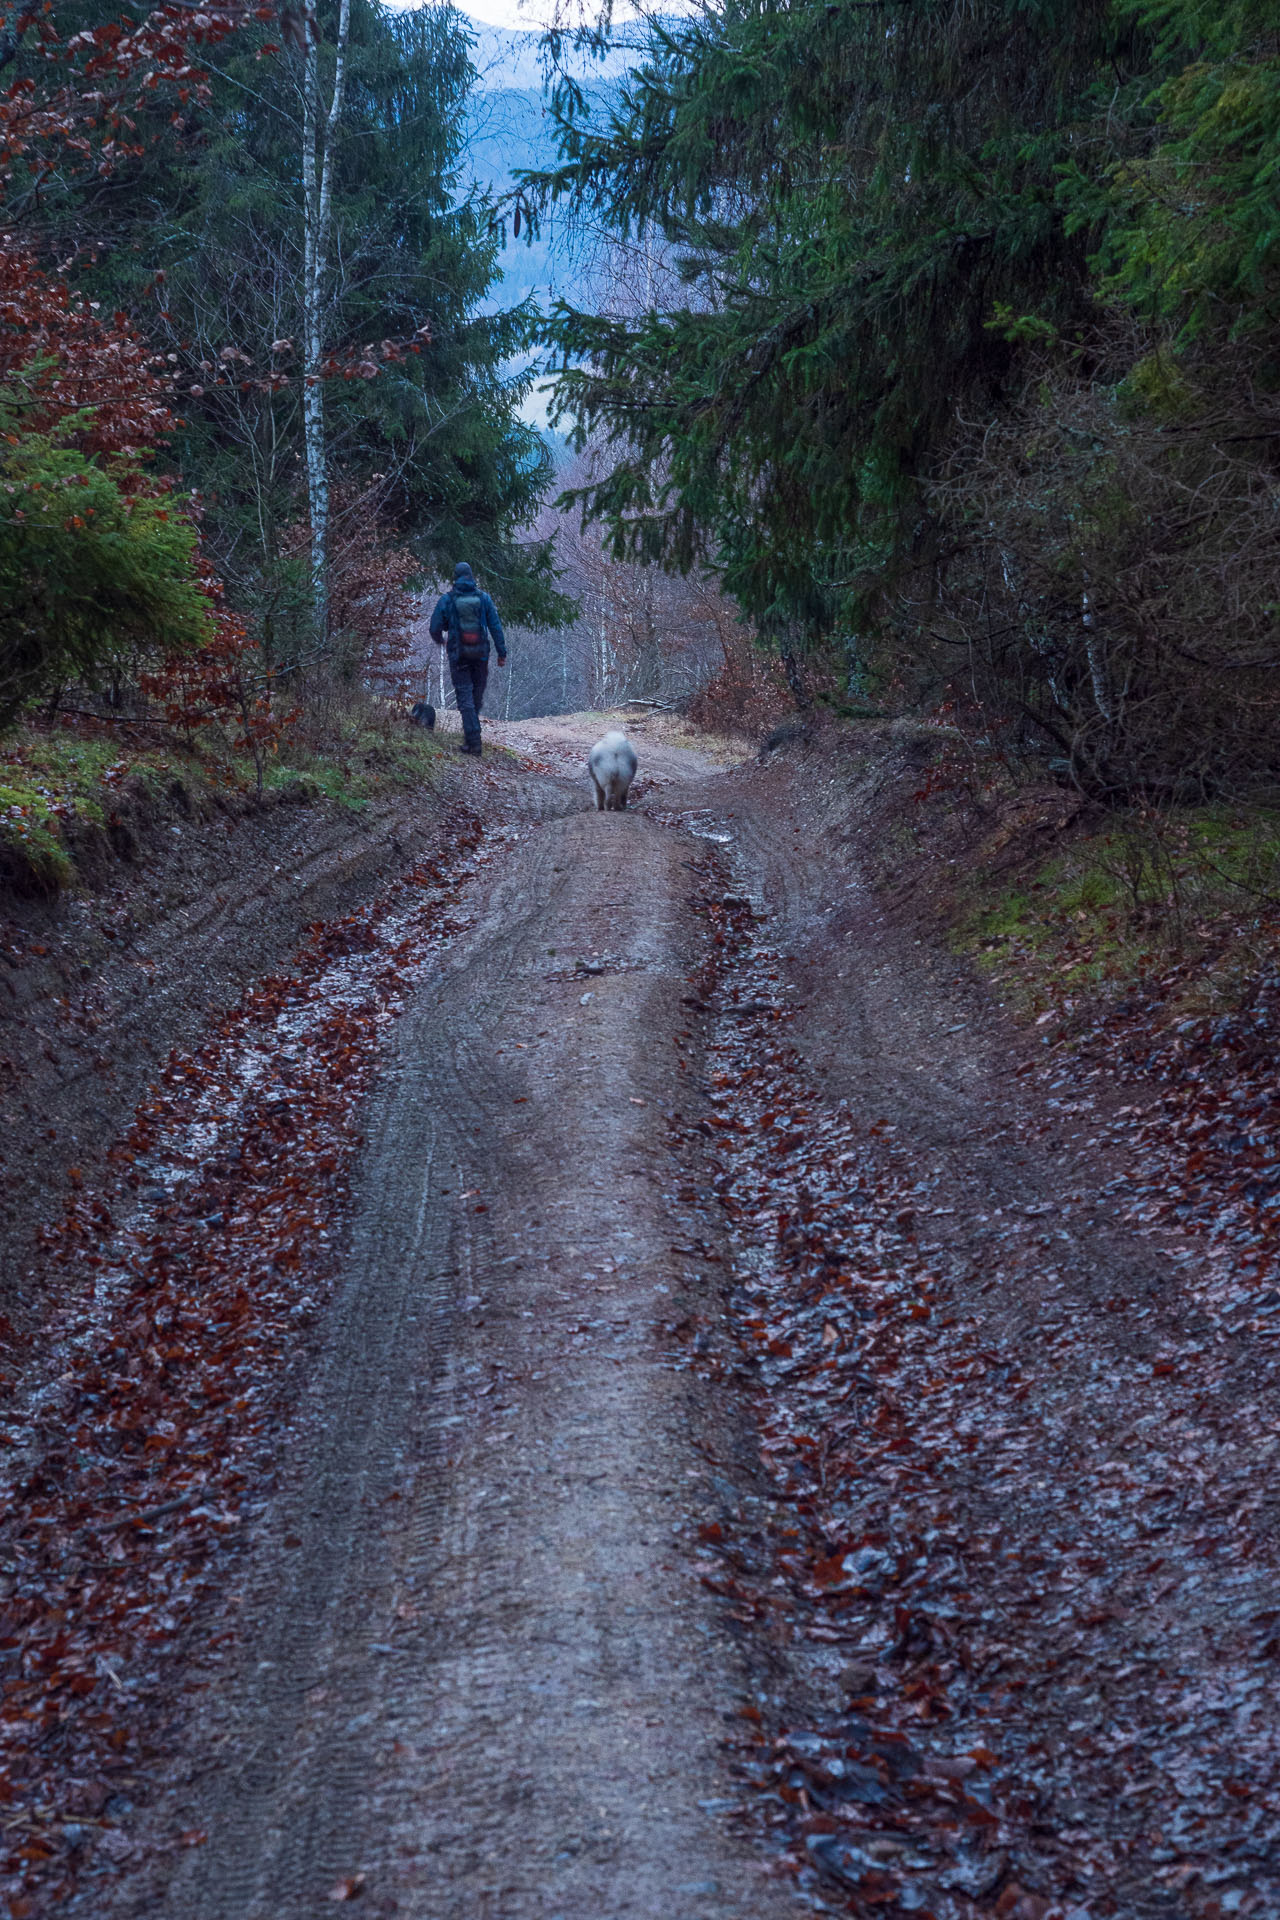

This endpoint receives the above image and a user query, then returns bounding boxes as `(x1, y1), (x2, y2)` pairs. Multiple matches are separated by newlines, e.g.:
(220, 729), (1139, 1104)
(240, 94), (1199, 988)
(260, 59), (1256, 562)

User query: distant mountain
(462, 16), (630, 310)
(466, 18), (558, 93)
(456, 14), (631, 422)
(466, 18), (634, 99)
(468, 86), (559, 311)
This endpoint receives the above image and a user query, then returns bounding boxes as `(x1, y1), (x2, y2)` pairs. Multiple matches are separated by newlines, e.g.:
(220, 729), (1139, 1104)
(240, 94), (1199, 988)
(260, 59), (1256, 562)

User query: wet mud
(0, 776), (460, 1325)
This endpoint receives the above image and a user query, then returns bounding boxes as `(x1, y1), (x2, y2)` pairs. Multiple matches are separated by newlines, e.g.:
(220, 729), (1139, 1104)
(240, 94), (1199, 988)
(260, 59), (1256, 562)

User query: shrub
(0, 421), (212, 728)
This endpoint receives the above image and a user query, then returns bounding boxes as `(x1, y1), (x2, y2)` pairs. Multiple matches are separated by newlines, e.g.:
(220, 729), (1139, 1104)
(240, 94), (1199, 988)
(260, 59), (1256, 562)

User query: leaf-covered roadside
(673, 870), (1280, 1918)
(884, 739), (1280, 1324)
(0, 812), (494, 1918)
(952, 826), (1280, 1323)
(1048, 964), (1280, 1336)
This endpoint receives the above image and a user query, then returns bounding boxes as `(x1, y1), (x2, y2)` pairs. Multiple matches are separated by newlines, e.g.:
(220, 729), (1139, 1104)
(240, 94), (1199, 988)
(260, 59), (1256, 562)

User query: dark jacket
(429, 564), (506, 665)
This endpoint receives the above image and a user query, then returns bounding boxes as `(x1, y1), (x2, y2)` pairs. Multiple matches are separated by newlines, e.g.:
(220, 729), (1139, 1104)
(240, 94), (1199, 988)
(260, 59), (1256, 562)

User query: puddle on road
(681, 810), (736, 847)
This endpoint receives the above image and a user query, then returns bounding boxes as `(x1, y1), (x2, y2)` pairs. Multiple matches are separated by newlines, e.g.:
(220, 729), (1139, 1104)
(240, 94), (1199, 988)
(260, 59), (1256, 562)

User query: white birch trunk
(1081, 575), (1114, 725)
(300, 0), (351, 651)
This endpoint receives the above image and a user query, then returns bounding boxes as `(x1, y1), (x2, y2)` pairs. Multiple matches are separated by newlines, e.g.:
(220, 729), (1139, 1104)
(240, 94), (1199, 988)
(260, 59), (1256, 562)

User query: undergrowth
(262, 699), (448, 810)
(953, 804), (1280, 1031)
(0, 735), (143, 891)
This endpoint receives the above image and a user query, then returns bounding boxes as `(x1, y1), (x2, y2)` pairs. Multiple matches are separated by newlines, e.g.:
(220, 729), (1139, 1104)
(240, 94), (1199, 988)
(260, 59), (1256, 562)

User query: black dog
(410, 701), (436, 731)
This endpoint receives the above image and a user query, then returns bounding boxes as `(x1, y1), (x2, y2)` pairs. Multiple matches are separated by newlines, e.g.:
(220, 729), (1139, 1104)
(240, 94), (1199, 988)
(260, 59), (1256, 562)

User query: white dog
(588, 730), (638, 812)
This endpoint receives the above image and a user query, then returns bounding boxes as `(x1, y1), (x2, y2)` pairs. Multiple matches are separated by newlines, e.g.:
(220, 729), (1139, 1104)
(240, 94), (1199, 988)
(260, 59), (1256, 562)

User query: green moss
(259, 720), (447, 810)
(1117, 351), (1199, 422)
(0, 696), (451, 896)
(966, 888), (1039, 943)
(263, 762), (364, 807)
(0, 735), (152, 890)
(0, 779), (74, 888)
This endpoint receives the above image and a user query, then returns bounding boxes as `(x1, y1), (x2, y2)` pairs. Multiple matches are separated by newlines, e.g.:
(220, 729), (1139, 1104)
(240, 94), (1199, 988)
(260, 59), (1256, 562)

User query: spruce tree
(529, 0), (1136, 645)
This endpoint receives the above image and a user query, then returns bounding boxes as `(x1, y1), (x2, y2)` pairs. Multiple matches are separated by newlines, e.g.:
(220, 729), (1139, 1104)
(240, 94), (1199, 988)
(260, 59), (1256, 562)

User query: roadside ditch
(0, 754), (459, 1328)
(668, 793), (1278, 1920)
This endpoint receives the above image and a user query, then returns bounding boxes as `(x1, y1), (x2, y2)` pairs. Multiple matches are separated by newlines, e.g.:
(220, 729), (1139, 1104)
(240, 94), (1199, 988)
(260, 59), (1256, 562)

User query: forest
(535, 0), (1280, 796)
(0, 0), (1275, 802)
(0, 0), (570, 766)
(3, 8), (1280, 1918)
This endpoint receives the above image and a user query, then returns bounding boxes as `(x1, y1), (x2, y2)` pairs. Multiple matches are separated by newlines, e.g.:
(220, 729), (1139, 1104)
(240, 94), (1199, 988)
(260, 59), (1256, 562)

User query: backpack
(451, 587), (486, 662)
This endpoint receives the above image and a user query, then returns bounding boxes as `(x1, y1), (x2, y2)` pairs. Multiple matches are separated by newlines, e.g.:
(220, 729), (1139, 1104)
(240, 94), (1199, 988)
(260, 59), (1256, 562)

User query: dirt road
(90, 714), (796, 1920)
(7, 711), (1276, 1920)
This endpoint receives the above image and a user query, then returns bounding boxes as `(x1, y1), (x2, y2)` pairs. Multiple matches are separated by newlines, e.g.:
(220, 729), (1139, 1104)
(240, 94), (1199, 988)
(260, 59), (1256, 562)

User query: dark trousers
(450, 655), (489, 746)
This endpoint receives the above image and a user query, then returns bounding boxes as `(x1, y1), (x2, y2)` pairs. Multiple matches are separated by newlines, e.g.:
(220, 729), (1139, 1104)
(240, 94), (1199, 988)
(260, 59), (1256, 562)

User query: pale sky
(457, 0), (555, 25)
(386, 0), (653, 40)
(455, 0), (638, 31)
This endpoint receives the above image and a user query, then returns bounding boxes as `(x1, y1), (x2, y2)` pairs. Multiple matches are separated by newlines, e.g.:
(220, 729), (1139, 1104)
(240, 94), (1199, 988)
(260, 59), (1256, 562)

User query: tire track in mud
(13, 717), (1278, 1920)
(97, 747), (798, 1920)
(1, 810), (504, 1920)
(0, 780), (458, 1321)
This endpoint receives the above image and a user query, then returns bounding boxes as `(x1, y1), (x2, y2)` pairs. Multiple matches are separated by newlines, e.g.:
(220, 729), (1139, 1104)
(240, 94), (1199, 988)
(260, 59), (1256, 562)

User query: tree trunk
(301, 0), (351, 654)
(781, 644), (806, 708)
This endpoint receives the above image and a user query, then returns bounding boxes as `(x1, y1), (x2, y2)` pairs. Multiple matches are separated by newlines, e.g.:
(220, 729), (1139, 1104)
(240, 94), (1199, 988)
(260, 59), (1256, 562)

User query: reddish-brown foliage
(280, 488), (420, 696)
(0, 1), (266, 202)
(0, 236), (268, 739)
(1, 3), (426, 743)
(0, 240), (179, 460)
(687, 646), (791, 740)
(137, 567), (285, 771)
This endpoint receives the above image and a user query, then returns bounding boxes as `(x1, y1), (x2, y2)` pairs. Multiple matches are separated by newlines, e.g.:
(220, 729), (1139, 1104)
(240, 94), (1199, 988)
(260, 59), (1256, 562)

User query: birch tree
(300, 0), (351, 647)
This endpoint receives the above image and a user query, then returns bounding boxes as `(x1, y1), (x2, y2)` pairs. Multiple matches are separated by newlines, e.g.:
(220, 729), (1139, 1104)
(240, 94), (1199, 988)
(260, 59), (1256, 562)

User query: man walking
(428, 562), (506, 756)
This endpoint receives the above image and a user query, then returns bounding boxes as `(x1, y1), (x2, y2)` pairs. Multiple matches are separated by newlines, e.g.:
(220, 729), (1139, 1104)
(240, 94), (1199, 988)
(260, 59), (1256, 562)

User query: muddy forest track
(5, 714), (1277, 1920)
(679, 761), (1280, 1919)
(97, 733), (797, 1920)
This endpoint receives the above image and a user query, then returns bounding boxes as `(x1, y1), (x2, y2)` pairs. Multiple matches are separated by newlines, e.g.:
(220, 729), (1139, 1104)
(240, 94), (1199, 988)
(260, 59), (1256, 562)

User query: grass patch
(253, 689), (449, 808)
(954, 804), (1280, 1026)
(0, 734), (176, 892)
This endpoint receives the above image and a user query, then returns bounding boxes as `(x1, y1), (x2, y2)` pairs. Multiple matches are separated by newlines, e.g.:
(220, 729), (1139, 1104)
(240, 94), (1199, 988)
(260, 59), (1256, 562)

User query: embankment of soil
(752, 715), (1280, 1303)
(0, 762), (465, 1324)
(755, 713), (1082, 936)
(758, 712), (1280, 1025)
